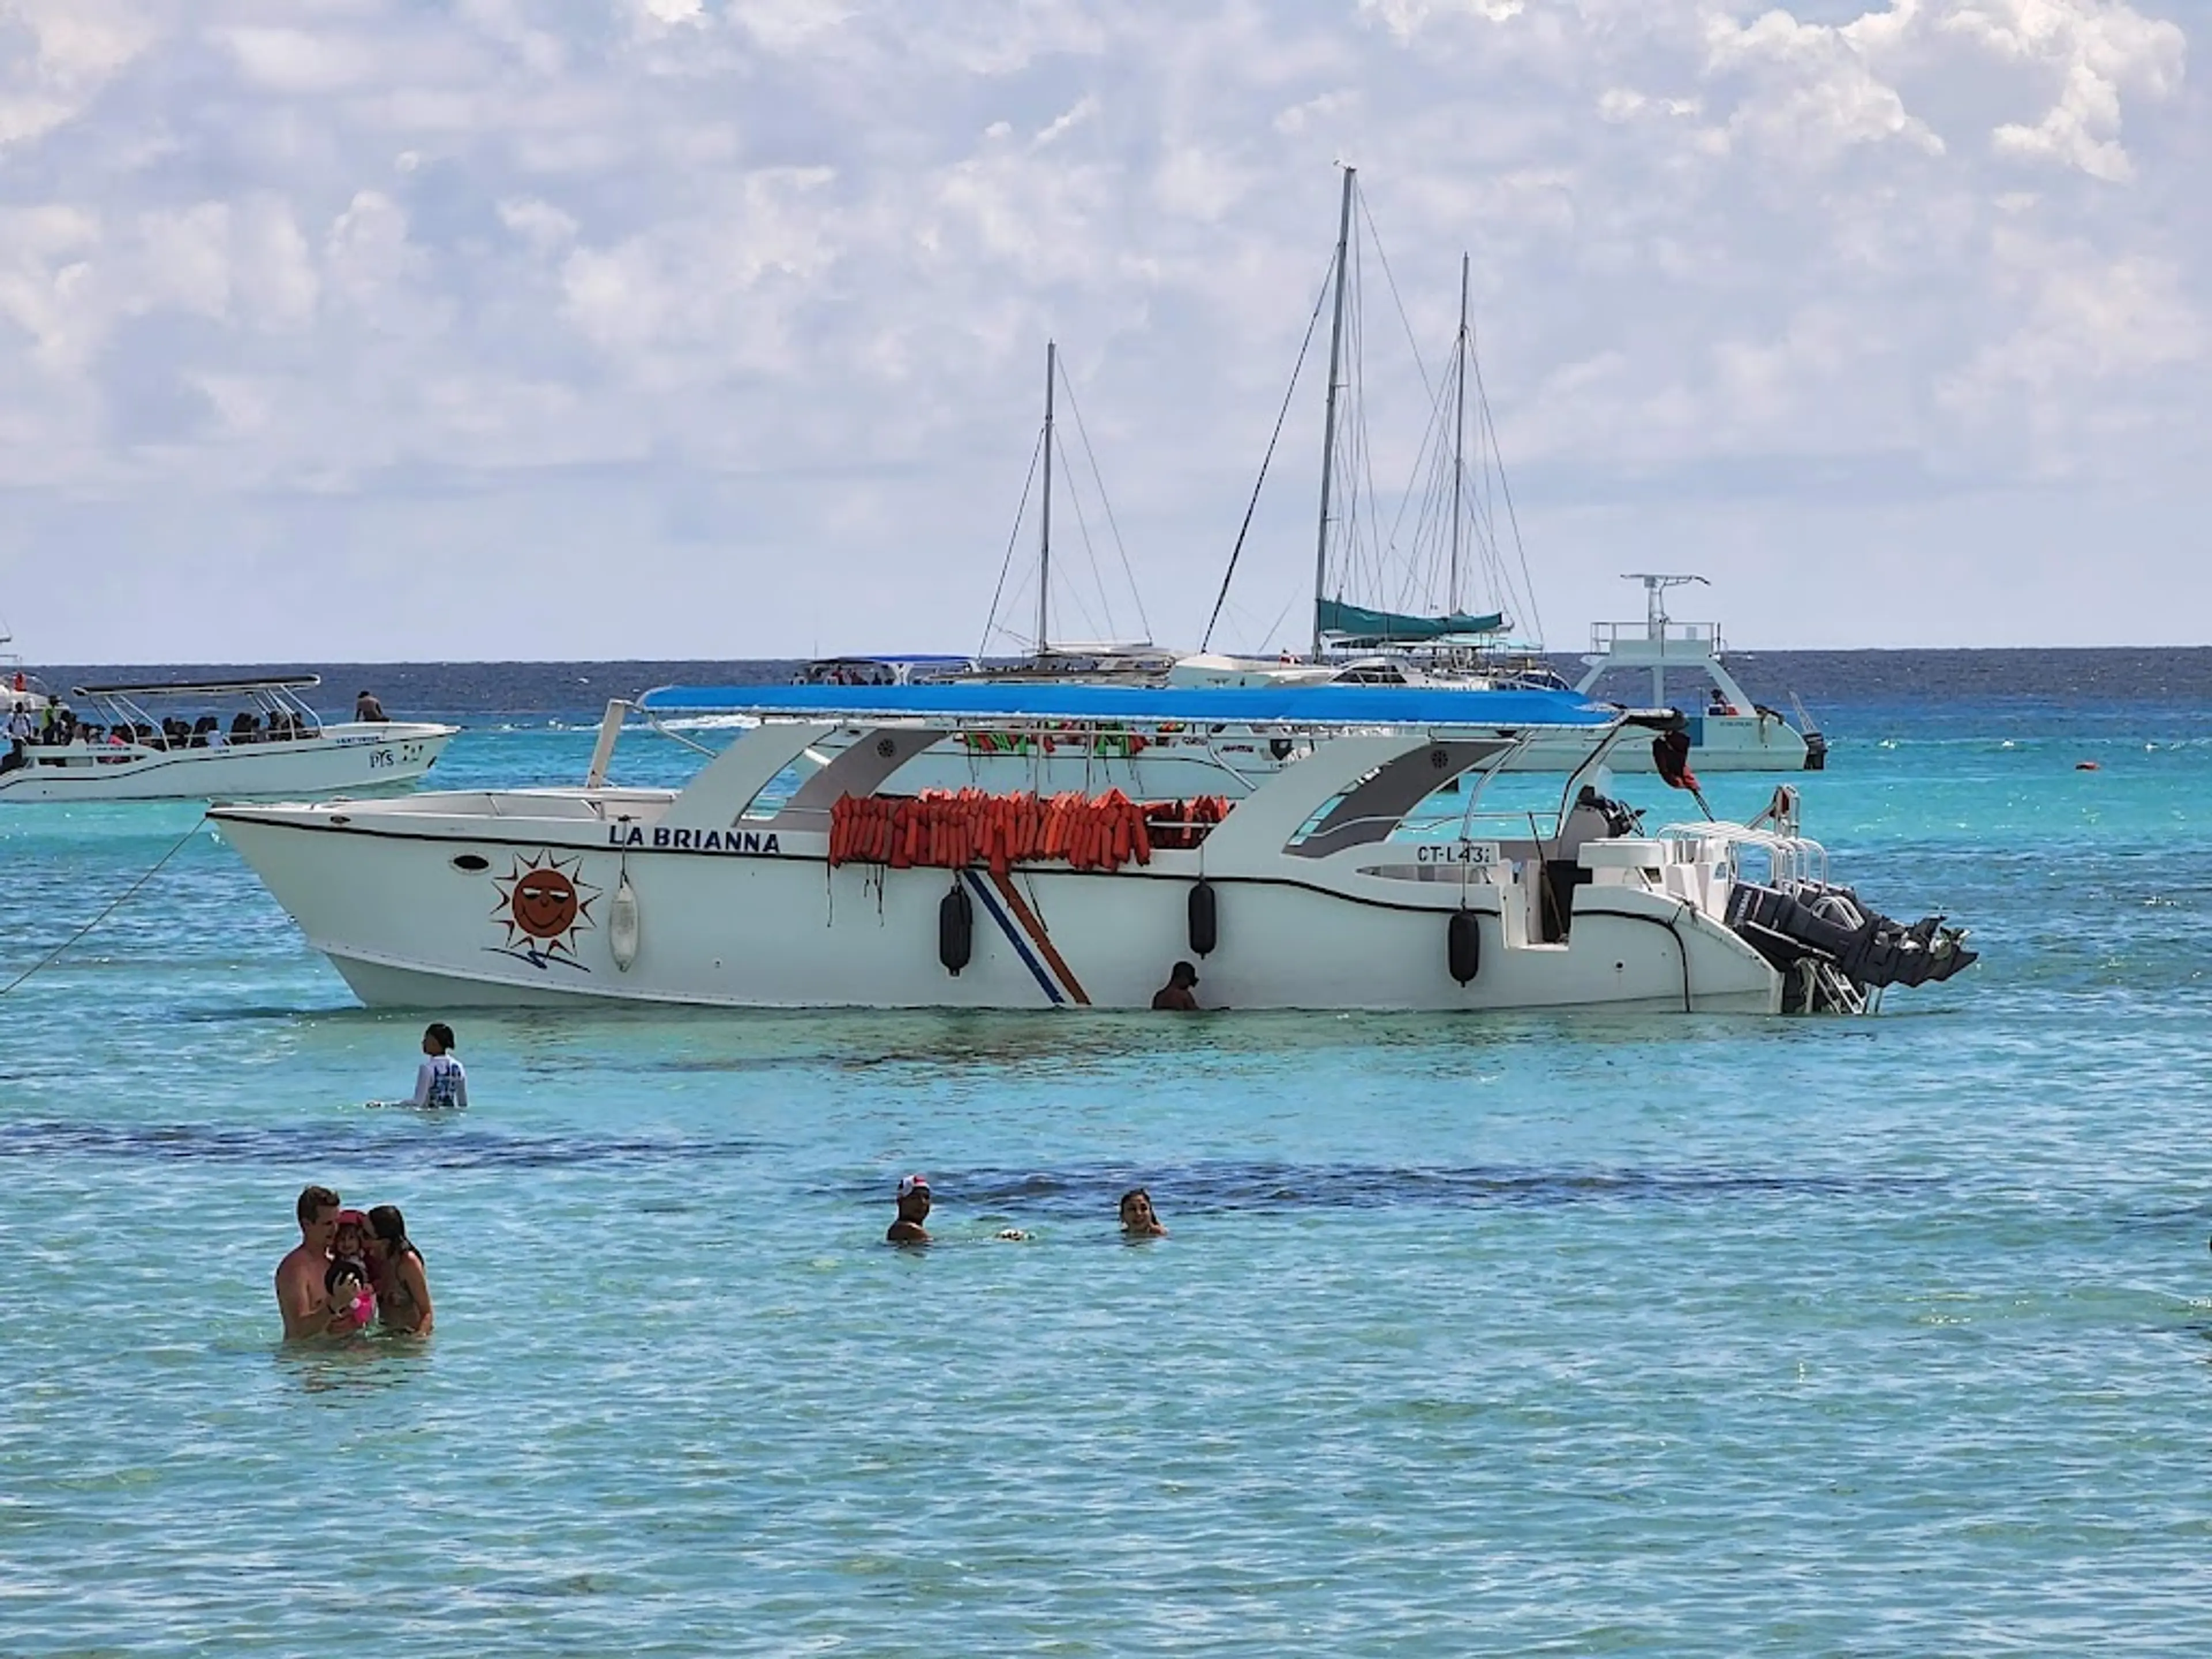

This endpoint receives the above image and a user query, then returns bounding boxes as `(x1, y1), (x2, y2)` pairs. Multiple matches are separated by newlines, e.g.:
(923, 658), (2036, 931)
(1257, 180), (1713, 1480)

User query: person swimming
(887, 1174), (932, 1245)
(1119, 1188), (1168, 1238)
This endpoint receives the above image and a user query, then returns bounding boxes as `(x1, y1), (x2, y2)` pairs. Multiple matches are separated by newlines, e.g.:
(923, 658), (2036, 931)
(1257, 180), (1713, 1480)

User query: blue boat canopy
(1317, 598), (1507, 646)
(639, 681), (1617, 729)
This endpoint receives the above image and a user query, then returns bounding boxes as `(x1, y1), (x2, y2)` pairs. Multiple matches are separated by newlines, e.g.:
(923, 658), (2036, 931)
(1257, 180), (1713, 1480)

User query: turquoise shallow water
(3, 699), (2211, 1655)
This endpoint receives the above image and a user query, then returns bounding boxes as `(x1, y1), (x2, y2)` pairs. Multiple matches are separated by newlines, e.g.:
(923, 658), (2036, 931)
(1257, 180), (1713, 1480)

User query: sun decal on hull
(488, 851), (599, 971)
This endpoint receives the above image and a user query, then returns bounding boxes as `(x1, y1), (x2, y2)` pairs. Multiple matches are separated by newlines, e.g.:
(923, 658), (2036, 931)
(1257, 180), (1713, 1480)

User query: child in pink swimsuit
(324, 1210), (378, 1331)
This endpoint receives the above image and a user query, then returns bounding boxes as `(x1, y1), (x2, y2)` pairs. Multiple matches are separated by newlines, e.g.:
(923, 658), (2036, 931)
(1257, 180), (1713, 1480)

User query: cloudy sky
(1, 0), (2202, 661)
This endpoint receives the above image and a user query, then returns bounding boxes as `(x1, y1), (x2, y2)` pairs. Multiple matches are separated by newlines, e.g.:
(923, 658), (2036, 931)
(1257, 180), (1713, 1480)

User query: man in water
(1151, 960), (1200, 1010)
(276, 1184), (356, 1339)
(1119, 1188), (1168, 1237)
(354, 690), (388, 722)
(887, 1174), (932, 1245)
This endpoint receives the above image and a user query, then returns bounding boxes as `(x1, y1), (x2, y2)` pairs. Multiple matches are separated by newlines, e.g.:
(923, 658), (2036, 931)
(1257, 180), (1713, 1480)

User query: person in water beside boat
(1152, 961), (1202, 1011)
(371, 1022), (468, 1109)
(887, 1174), (932, 1245)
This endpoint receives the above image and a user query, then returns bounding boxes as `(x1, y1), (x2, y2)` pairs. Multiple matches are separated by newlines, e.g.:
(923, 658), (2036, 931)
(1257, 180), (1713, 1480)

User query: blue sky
(1, 0), (2202, 660)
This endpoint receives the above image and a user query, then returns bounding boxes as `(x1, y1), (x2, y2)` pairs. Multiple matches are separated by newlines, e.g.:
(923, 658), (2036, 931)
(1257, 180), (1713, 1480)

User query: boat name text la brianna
(605, 824), (781, 854)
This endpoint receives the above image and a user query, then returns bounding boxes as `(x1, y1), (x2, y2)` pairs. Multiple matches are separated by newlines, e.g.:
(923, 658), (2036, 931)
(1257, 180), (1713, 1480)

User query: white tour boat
(208, 682), (1971, 1016)
(1571, 575), (1825, 772)
(0, 676), (457, 802)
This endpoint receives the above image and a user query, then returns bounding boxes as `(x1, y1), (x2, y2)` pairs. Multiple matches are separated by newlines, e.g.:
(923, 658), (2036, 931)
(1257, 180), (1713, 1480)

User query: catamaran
(0, 676), (457, 802)
(1194, 169), (1823, 772)
(1570, 575), (1827, 772)
(207, 681), (1971, 1015)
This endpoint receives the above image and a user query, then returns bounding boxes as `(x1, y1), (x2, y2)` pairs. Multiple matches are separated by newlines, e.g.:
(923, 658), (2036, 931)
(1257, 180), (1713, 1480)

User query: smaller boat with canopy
(0, 676), (457, 802)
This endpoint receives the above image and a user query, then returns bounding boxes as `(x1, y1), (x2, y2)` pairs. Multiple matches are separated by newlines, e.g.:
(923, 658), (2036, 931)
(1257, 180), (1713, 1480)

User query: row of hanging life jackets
(828, 789), (1230, 877)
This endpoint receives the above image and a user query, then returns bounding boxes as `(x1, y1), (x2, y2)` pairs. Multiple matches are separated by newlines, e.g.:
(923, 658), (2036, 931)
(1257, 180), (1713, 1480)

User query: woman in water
(1119, 1188), (1168, 1238)
(366, 1205), (434, 1336)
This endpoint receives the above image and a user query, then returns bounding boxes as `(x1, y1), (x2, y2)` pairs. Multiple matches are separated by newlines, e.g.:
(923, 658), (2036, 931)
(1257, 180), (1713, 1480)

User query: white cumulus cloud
(0, 0), (2201, 657)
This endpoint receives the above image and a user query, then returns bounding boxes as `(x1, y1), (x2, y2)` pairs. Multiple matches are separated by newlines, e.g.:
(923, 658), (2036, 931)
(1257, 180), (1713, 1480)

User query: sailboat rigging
(1211, 166), (1539, 666)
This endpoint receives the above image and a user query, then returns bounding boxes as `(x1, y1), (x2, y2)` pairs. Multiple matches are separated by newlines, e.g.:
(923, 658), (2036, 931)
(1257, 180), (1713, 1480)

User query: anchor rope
(1, 814), (209, 997)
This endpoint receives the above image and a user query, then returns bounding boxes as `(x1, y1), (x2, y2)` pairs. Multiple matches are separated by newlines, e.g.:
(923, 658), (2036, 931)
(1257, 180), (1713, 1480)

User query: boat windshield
(794, 656), (976, 687)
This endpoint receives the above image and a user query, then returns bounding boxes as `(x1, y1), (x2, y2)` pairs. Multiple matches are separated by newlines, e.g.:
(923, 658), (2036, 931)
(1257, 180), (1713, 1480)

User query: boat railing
(1657, 822), (1828, 886)
(1589, 620), (1723, 654)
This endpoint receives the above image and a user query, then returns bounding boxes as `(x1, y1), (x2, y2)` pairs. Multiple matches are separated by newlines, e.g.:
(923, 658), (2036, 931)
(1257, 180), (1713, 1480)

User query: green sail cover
(1316, 597), (1508, 645)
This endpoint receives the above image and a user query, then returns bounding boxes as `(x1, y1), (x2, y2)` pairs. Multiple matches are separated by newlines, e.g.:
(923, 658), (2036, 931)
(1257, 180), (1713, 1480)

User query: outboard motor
(1726, 879), (1977, 1013)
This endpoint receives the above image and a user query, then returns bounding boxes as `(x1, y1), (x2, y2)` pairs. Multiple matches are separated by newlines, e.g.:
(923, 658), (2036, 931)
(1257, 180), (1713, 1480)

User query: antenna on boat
(1450, 252), (1469, 617)
(1038, 339), (1056, 656)
(1622, 573), (1710, 708)
(1311, 164), (1355, 660)
(1622, 573), (1709, 639)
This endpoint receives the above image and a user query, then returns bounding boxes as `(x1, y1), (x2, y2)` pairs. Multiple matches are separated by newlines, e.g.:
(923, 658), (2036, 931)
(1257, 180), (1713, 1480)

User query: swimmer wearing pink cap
(888, 1175), (931, 1245)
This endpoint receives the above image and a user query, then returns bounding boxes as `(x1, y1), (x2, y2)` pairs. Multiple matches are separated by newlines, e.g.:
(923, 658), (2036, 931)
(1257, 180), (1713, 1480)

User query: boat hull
(209, 807), (1781, 1015)
(0, 722), (456, 802)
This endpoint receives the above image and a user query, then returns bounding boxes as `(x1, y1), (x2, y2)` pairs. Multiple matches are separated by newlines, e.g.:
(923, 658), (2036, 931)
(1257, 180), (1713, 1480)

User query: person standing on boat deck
(887, 1175), (932, 1245)
(1119, 1188), (1168, 1237)
(1151, 961), (1201, 1011)
(276, 1184), (358, 1339)
(355, 690), (387, 722)
(5, 703), (28, 744)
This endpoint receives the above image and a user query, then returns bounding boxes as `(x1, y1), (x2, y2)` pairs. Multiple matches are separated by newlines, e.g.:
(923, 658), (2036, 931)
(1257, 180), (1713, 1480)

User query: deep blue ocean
(3, 650), (2210, 1656)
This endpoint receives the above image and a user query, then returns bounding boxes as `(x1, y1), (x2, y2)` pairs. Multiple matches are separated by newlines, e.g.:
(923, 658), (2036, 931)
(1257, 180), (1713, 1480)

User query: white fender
(609, 871), (641, 972)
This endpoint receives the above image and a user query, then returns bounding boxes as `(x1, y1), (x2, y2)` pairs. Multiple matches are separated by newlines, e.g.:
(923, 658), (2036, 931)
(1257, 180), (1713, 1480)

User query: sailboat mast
(1450, 252), (1469, 618)
(1310, 165), (1355, 660)
(1038, 339), (1055, 655)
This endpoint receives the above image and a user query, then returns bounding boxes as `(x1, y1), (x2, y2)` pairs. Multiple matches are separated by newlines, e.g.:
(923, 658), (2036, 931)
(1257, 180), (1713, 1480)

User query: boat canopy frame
(66, 677), (330, 737)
